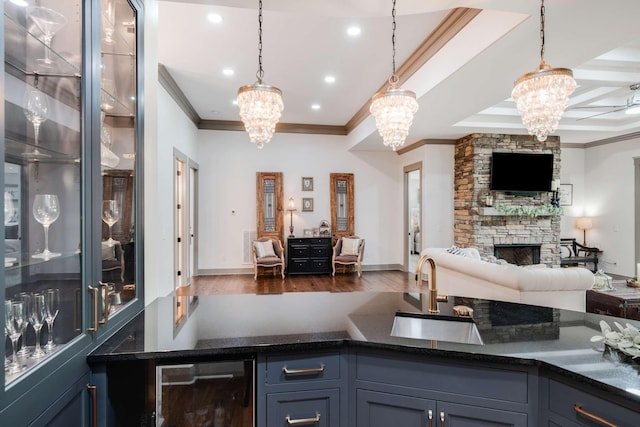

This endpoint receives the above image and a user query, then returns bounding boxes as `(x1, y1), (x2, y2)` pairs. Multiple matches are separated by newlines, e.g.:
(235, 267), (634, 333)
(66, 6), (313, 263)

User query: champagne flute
(26, 6), (67, 67)
(5, 300), (27, 374)
(22, 87), (50, 160)
(44, 288), (60, 351)
(32, 194), (61, 259)
(29, 293), (47, 358)
(12, 292), (32, 357)
(102, 200), (121, 247)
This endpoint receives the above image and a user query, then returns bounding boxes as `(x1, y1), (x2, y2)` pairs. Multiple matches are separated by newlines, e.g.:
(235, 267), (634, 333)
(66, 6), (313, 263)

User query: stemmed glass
(44, 288), (60, 351)
(29, 293), (47, 358)
(4, 300), (27, 374)
(26, 6), (67, 67)
(32, 194), (61, 259)
(12, 292), (32, 357)
(22, 86), (50, 159)
(102, 200), (121, 247)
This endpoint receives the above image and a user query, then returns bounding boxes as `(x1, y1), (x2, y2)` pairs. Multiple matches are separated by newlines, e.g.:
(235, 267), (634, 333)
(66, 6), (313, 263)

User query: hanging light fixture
(511, 0), (576, 142)
(370, 0), (419, 152)
(237, 0), (283, 149)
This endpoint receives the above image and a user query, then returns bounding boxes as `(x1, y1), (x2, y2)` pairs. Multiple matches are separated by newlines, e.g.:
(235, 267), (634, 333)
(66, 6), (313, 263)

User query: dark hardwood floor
(180, 270), (416, 295)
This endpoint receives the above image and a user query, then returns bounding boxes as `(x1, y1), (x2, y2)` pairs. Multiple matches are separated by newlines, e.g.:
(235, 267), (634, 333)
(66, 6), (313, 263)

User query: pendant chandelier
(370, 0), (418, 152)
(237, 0), (283, 149)
(511, 0), (575, 142)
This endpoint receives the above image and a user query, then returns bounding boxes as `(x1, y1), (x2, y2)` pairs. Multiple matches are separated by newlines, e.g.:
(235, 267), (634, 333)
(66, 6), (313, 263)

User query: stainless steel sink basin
(390, 312), (484, 345)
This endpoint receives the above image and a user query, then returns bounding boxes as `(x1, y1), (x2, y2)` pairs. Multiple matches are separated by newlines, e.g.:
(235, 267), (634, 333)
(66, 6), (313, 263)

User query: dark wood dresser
(586, 283), (640, 320)
(287, 237), (332, 274)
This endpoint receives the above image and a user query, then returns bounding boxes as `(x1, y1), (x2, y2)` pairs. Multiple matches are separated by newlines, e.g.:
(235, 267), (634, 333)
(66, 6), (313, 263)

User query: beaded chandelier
(370, 0), (418, 151)
(237, 0), (283, 149)
(511, 0), (575, 142)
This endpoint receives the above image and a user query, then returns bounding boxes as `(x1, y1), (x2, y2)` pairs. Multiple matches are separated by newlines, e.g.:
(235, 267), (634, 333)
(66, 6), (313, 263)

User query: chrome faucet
(415, 255), (444, 314)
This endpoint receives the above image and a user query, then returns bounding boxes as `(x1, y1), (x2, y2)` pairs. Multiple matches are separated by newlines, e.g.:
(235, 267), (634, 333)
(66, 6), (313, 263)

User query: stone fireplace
(493, 244), (541, 266)
(454, 134), (561, 266)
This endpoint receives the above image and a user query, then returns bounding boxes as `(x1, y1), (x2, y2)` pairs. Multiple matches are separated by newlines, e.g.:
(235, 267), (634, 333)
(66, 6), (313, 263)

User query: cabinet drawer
(311, 259), (329, 271)
(310, 246), (330, 257)
(266, 352), (341, 385)
(266, 389), (340, 427)
(548, 379), (639, 426)
(290, 246), (310, 258)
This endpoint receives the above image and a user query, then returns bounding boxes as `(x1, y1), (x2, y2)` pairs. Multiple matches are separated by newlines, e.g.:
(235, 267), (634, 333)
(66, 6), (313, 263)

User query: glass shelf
(4, 13), (81, 78)
(4, 251), (80, 271)
(4, 137), (81, 164)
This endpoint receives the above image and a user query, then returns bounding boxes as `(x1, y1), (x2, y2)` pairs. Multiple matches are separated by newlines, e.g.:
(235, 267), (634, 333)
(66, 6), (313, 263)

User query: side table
(586, 283), (640, 320)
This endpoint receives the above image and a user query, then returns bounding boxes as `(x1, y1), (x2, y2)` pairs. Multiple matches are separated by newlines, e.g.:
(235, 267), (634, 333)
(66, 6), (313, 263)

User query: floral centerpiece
(591, 320), (640, 364)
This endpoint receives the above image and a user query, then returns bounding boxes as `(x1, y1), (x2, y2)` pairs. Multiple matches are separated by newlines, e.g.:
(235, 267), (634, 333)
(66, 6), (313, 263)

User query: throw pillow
(446, 245), (464, 256)
(341, 238), (361, 256)
(460, 247), (481, 260)
(254, 240), (276, 258)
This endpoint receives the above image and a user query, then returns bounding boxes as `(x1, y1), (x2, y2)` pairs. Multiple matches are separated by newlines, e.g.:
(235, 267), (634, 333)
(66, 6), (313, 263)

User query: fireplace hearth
(494, 243), (541, 265)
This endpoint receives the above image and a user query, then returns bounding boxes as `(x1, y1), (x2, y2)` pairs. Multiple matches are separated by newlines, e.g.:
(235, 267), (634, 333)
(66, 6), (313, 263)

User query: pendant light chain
(256, 0), (264, 82)
(391, 0), (397, 77)
(539, 0), (545, 63)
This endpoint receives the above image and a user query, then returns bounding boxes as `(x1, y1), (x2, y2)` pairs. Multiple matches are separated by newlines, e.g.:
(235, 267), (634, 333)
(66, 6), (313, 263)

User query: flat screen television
(490, 152), (553, 193)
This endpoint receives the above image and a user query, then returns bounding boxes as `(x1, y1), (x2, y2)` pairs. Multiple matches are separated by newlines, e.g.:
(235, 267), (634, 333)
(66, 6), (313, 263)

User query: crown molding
(396, 138), (456, 155)
(199, 120), (347, 135)
(158, 63), (200, 127)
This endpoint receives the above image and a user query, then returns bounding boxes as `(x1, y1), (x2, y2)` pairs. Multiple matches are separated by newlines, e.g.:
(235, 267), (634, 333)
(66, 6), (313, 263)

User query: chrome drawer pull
(286, 412), (320, 425)
(282, 364), (325, 375)
(574, 404), (618, 427)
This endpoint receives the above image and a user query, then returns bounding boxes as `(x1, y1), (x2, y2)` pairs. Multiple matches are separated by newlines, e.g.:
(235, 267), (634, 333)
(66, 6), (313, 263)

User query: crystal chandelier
(237, 0), (283, 149)
(370, 0), (418, 151)
(511, 0), (575, 142)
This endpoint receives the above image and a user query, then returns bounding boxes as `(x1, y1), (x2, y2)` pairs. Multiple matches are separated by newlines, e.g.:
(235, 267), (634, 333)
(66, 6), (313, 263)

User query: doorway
(404, 163), (422, 273)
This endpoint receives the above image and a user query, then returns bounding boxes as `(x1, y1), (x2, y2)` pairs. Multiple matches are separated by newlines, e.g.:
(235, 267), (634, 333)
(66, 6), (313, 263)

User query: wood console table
(586, 283), (640, 320)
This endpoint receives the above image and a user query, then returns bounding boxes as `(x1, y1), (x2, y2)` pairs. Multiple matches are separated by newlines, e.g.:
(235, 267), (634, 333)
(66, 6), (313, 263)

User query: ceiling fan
(573, 83), (640, 120)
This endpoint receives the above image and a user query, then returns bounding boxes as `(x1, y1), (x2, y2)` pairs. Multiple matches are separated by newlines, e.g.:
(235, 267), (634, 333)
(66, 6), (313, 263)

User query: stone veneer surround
(454, 134), (561, 266)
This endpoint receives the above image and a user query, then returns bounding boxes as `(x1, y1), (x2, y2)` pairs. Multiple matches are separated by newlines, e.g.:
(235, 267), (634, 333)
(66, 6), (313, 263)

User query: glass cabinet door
(3, 0), (86, 386)
(94, 0), (141, 332)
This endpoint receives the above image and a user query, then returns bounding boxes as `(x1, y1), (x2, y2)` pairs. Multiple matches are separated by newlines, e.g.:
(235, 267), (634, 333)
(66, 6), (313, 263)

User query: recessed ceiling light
(324, 75), (336, 84)
(222, 68), (234, 77)
(311, 104), (321, 110)
(232, 99), (238, 106)
(208, 13), (223, 24)
(347, 26), (361, 37)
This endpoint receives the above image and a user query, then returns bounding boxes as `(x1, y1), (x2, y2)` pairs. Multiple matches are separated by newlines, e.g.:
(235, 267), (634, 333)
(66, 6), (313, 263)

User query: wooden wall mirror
(330, 173), (354, 244)
(256, 172), (284, 242)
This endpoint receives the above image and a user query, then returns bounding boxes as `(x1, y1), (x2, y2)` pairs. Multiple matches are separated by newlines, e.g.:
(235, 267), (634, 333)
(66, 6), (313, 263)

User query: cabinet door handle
(286, 413), (320, 425)
(427, 409), (432, 427)
(88, 286), (99, 332)
(282, 364), (325, 375)
(574, 404), (618, 427)
(98, 281), (110, 325)
(440, 411), (445, 427)
(87, 384), (97, 427)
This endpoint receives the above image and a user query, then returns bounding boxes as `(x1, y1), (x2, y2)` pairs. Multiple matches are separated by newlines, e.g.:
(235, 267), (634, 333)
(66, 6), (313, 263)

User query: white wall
(559, 146), (586, 239)
(196, 131), (405, 270)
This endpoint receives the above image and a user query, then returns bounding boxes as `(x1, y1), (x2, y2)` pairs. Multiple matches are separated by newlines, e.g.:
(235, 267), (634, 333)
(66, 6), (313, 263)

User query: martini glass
(22, 87), (50, 160)
(26, 6), (67, 68)
(102, 200), (121, 247)
(32, 194), (61, 259)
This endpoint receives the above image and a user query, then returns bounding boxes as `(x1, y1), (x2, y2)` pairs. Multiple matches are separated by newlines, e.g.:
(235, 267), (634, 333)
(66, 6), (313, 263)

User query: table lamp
(576, 217), (593, 246)
(287, 197), (297, 238)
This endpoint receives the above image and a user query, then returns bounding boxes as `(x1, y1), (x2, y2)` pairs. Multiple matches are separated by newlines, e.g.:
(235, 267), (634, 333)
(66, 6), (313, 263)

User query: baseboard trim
(197, 264), (405, 276)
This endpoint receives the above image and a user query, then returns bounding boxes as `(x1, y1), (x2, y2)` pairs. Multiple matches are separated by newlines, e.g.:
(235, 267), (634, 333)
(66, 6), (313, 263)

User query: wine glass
(5, 300), (27, 374)
(44, 288), (59, 351)
(32, 194), (61, 259)
(22, 87), (50, 160)
(26, 6), (67, 67)
(29, 293), (47, 358)
(12, 292), (32, 357)
(102, 0), (116, 44)
(102, 200), (121, 247)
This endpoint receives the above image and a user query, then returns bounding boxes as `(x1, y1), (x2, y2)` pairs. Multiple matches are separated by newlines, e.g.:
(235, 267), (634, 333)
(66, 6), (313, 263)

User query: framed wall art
(302, 198), (314, 212)
(559, 183), (573, 206)
(302, 177), (313, 191)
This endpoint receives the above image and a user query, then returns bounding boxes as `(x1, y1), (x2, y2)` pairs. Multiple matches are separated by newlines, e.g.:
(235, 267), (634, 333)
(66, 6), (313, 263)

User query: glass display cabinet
(1, 0), (143, 424)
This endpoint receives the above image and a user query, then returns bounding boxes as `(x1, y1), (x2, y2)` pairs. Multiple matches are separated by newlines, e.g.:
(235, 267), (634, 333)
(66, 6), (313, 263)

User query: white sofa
(421, 248), (595, 312)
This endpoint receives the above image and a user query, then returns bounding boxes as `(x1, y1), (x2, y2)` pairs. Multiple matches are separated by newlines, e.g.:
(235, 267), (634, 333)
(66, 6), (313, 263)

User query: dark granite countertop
(88, 291), (640, 409)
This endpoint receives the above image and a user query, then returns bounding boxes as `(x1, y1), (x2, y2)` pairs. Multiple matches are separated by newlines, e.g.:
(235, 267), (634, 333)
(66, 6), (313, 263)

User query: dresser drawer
(266, 389), (340, 427)
(289, 245), (310, 258)
(310, 246), (330, 257)
(312, 259), (330, 271)
(266, 352), (341, 385)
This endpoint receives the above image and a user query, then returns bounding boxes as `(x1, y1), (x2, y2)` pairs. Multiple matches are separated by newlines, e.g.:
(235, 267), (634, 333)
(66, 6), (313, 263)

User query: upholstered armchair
(332, 236), (365, 277)
(102, 242), (124, 283)
(252, 237), (285, 279)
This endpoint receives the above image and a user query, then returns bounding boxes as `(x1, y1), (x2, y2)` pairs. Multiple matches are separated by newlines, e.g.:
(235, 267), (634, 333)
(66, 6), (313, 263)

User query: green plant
(494, 203), (562, 218)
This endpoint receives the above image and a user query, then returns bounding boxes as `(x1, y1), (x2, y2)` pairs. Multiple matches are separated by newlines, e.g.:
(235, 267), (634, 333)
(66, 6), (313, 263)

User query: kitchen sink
(390, 311), (484, 345)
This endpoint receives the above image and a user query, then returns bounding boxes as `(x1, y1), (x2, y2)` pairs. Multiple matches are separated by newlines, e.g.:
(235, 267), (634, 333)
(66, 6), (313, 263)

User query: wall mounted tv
(490, 152), (553, 193)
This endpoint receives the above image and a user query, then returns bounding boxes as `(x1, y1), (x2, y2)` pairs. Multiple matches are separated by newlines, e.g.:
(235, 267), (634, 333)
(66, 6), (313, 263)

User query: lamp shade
(576, 217), (593, 230)
(287, 197), (296, 212)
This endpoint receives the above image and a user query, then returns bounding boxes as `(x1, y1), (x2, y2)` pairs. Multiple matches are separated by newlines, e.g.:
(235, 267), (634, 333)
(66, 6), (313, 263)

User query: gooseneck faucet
(415, 255), (440, 314)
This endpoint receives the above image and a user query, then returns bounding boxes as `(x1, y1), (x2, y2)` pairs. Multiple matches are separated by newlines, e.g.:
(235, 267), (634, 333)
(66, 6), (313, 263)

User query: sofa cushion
(254, 240), (276, 258)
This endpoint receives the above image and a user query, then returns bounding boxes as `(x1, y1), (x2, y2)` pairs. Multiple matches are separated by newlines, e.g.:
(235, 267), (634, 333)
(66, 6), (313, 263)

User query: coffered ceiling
(158, 0), (640, 149)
